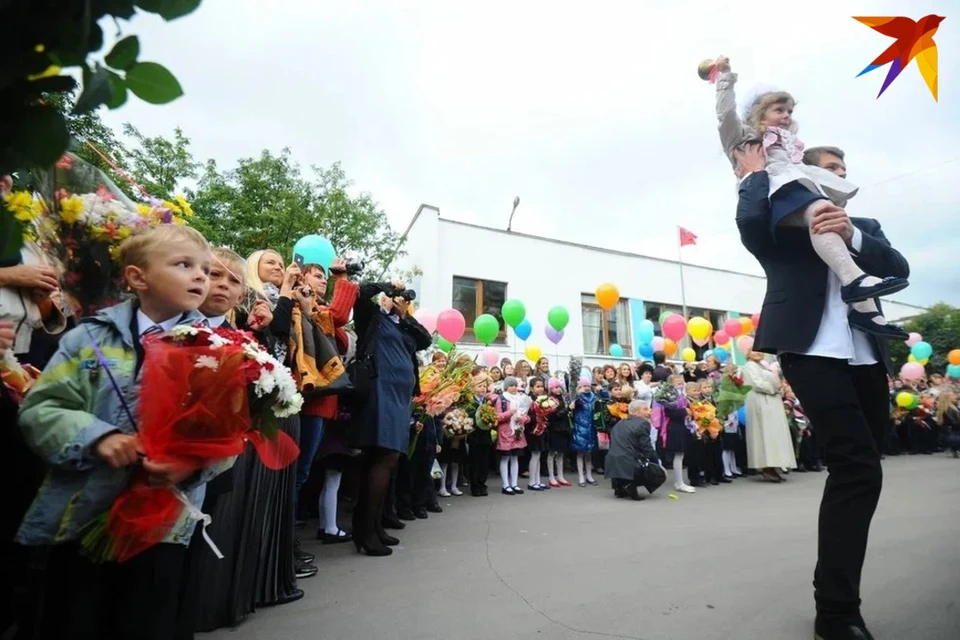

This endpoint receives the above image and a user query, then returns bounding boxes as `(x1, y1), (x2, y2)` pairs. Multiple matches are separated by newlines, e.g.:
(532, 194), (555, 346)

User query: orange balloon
(595, 282), (620, 312)
(663, 338), (677, 356)
(949, 349), (960, 366)
(739, 317), (753, 334)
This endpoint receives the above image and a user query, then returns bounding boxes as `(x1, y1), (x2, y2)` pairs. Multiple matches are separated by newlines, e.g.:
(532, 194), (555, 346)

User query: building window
(581, 294), (632, 357)
(452, 276), (508, 344)
(643, 301), (683, 339)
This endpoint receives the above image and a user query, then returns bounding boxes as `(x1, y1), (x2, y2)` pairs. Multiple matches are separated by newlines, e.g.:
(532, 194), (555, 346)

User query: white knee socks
(439, 462), (451, 496)
(722, 450), (735, 477)
(576, 453), (585, 484)
(529, 451), (542, 488)
(320, 469), (343, 535)
(500, 456), (510, 488)
(449, 463), (461, 494)
(547, 452), (558, 483)
(584, 454), (595, 484)
(673, 453), (688, 488)
(509, 456), (519, 488)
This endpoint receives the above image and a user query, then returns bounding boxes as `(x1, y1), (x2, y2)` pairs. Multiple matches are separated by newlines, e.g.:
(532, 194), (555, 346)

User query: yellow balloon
(739, 317), (753, 334)
(895, 391), (914, 408)
(920, 357), (929, 366)
(525, 344), (542, 363)
(681, 347), (697, 362)
(687, 316), (713, 342)
(595, 282), (620, 312)
(907, 354), (917, 363)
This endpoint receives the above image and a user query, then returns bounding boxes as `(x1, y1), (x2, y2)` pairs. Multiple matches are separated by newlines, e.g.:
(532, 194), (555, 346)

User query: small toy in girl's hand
(1, 352), (41, 404)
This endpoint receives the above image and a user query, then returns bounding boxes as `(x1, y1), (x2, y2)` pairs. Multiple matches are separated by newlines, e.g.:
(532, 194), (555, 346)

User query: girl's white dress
(715, 71), (858, 208)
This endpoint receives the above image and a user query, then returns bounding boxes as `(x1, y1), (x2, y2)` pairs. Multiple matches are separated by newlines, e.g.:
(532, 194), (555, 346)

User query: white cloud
(102, 0), (958, 307)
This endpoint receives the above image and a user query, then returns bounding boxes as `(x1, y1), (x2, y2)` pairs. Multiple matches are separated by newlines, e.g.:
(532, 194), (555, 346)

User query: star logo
(854, 15), (945, 101)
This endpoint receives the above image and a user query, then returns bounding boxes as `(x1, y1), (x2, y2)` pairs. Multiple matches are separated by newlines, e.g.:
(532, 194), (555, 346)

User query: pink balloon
(751, 313), (761, 328)
(900, 362), (924, 381)
(714, 330), (729, 346)
(905, 332), (922, 347)
(736, 336), (754, 353)
(436, 309), (466, 343)
(482, 348), (499, 367)
(723, 318), (743, 338)
(661, 314), (687, 342)
(651, 336), (665, 351)
(415, 309), (437, 334)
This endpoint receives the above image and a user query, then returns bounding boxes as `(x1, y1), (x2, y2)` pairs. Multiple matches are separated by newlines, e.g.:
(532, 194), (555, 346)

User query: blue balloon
(948, 364), (960, 379)
(637, 343), (654, 359)
(737, 406), (747, 428)
(609, 343), (624, 358)
(910, 341), (933, 360)
(703, 349), (714, 360)
(292, 235), (336, 272)
(714, 347), (729, 363)
(514, 318), (532, 341)
(638, 319), (655, 344)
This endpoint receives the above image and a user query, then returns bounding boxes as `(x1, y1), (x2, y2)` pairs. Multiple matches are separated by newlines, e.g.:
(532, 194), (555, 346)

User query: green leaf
(104, 71), (128, 109)
(125, 61), (183, 104)
(73, 65), (114, 114)
(0, 210), (25, 262)
(135, 0), (202, 20)
(104, 35), (140, 70)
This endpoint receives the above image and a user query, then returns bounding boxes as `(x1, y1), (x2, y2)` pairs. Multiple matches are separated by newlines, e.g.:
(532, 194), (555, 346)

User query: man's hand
(0, 320), (15, 356)
(436, 445), (442, 455)
(142, 458), (199, 487)
(733, 143), (766, 179)
(95, 433), (143, 468)
(330, 257), (347, 278)
(248, 300), (273, 331)
(0, 265), (59, 291)
(810, 204), (855, 246)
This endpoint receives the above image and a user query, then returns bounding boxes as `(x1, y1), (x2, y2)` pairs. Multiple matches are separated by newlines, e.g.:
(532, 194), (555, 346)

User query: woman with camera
(349, 281), (432, 557)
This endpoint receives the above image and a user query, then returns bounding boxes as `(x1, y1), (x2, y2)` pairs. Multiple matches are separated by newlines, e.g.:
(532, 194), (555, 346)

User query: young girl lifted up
(700, 55), (909, 339)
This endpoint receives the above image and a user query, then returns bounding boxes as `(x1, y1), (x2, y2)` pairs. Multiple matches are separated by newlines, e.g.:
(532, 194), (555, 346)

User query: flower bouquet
(475, 403), (498, 430)
(409, 355), (476, 454)
(689, 401), (722, 439)
(716, 372), (752, 419)
(531, 395), (559, 436)
(442, 408), (475, 438)
(607, 401), (629, 422)
(14, 153), (193, 317)
(80, 324), (303, 563)
(0, 351), (41, 404)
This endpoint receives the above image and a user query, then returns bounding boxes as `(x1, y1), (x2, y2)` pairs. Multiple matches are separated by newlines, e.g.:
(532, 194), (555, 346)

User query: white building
(394, 205), (927, 371)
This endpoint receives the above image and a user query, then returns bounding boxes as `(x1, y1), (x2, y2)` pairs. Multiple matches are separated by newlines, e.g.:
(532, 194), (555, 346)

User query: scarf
(263, 282), (281, 306)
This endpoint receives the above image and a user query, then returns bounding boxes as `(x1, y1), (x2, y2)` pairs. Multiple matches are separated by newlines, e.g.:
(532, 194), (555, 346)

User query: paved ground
(204, 455), (960, 640)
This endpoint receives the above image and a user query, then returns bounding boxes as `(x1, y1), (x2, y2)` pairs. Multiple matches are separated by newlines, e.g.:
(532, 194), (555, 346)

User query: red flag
(678, 226), (697, 247)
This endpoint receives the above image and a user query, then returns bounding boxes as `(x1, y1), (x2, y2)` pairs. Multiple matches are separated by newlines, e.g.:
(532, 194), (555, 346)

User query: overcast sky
(102, 0), (958, 307)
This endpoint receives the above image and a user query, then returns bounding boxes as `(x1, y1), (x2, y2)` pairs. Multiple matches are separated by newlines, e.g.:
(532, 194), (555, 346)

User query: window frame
(581, 293), (632, 357)
(452, 275), (508, 345)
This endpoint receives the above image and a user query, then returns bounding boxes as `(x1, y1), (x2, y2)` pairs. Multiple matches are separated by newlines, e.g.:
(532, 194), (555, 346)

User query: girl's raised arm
(714, 57), (750, 156)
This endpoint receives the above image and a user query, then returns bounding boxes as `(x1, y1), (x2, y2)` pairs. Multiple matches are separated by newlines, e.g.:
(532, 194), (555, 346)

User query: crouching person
(605, 400), (666, 501)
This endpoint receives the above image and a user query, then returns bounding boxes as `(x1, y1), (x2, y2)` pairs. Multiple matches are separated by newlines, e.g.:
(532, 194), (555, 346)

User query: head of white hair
(628, 399), (649, 416)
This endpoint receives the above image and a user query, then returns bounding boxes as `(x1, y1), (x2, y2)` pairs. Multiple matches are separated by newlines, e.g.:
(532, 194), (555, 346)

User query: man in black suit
(734, 144), (909, 640)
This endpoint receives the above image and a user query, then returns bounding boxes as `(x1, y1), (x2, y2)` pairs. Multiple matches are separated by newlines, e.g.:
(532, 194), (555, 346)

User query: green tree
(889, 303), (960, 372)
(190, 150), (401, 272)
(121, 123), (199, 199)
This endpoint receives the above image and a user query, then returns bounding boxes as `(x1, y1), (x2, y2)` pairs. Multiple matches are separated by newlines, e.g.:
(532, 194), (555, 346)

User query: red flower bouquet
(531, 395), (559, 436)
(80, 325), (304, 563)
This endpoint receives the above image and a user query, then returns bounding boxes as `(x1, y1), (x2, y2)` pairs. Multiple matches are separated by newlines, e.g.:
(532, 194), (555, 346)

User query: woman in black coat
(349, 281), (431, 556)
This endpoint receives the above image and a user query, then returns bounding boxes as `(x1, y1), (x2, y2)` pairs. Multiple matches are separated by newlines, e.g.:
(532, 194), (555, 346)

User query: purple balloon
(545, 326), (564, 344)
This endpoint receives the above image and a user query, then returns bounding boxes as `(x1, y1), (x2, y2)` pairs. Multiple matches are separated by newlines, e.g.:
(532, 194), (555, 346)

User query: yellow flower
(58, 196), (85, 225)
(117, 226), (132, 240)
(27, 65), (62, 81)
(90, 225), (108, 240)
(5, 191), (33, 211)
(174, 193), (193, 217)
(135, 203), (152, 217)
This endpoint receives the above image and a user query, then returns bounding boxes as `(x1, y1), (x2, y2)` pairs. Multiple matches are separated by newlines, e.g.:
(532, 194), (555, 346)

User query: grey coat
(604, 417), (659, 481)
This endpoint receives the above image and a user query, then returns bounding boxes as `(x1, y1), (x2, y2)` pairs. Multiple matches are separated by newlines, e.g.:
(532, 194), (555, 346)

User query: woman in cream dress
(742, 351), (796, 482)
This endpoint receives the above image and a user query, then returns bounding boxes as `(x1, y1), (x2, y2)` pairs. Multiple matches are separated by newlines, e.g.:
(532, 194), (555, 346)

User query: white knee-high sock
(673, 453), (686, 487)
(509, 456), (520, 487)
(449, 463), (460, 490)
(585, 454), (595, 483)
(499, 456), (510, 488)
(320, 469), (343, 535)
(547, 452), (557, 483)
(439, 462), (449, 493)
(576, 453), (585, 483)
(529, 451), (541, 487)
(722, 450), (734, 476)
(556, 453), (567, 482)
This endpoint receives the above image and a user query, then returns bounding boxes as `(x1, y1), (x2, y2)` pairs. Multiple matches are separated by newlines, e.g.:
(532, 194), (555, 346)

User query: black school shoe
(840, 274), (908, 303)
(382, 516), (406, 530)
(412, 507), (429, 519)
(295, 561), (318, 579)
(425, 503), (443, 513)
(813, 617), (875, 640)
(397, 507), (417, 521)
(847, 309), (909, 340)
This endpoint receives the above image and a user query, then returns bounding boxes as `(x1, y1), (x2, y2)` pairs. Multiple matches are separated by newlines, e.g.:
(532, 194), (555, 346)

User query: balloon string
(83, 141), (152, 199)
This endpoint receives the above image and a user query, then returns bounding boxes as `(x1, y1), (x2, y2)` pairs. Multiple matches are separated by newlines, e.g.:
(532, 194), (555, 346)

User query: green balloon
(547, 306), (570, 332)
(659, 311), (671, 325)
(501, 299), (526, 328)
(437, 337), (454, 353)
(473, 314), (500, 345)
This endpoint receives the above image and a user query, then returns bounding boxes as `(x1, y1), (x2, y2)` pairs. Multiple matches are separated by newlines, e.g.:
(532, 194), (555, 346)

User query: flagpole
(677, 226), (688, 319)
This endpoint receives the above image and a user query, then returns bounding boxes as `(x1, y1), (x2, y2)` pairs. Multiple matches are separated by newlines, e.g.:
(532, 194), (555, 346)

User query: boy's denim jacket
(16, 300), (234, 547)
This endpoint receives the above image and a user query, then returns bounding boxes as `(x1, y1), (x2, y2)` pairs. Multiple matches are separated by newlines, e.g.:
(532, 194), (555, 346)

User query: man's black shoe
(425, 503), (443, 513)
(397, 508), (416, 521)
(412, 507), (429, 519)
(814, 618), (875, 640)
(382, 517), (406, 530)
(471, 487), (488, 497)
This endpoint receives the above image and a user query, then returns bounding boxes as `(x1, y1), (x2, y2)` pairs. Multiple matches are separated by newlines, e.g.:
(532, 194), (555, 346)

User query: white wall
(393, 209), (927, 371)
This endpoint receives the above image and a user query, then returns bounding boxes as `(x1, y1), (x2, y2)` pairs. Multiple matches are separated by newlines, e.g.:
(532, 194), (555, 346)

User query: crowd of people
(1, 194), (958, 640)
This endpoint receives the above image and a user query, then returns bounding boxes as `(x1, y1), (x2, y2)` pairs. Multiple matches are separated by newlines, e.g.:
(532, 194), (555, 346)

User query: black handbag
(637, 459), (667, 494)
(345, 323), (377, 400)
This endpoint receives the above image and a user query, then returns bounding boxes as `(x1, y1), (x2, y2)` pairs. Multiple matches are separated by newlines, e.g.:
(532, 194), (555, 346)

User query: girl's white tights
(529, 451), (542, 487)
(319, 468), (343, 535)
(790, 201), (886, 324)
(722, 450), (739, 477)
(547, 452), (566, 483)
(447, 462), (460, 494)
(499, 455), (520, 489)
(673, 453), (689, 488)
(576, 453), (596, 484)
